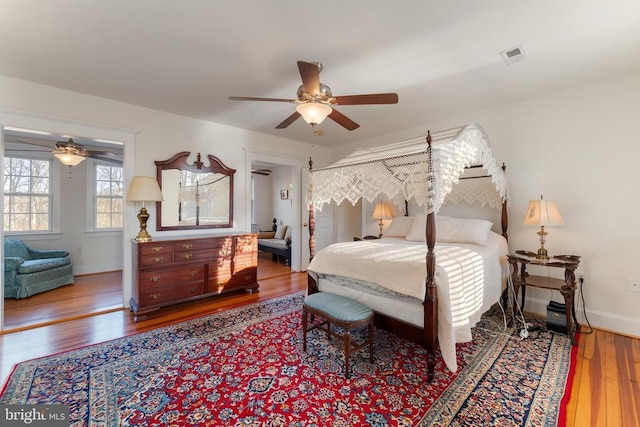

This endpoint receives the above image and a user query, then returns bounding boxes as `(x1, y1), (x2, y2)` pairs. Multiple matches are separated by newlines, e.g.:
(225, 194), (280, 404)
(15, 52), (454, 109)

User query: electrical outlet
(577, 270), (585, 282)
(630, 278), (640, 292)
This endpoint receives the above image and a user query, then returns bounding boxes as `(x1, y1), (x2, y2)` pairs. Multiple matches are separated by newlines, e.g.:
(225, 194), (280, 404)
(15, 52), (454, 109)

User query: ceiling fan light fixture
(54, 151), (86, 166)
(296, 102), (332, 125)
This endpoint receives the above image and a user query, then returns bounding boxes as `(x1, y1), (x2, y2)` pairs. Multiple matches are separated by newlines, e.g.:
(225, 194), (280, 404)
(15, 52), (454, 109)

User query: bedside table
(507, 251), (581, 345)
(353, 235), (380, 241)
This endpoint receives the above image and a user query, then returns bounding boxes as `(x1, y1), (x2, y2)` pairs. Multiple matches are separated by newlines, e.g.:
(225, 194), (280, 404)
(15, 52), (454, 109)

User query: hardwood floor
(1, 254), (638, 426)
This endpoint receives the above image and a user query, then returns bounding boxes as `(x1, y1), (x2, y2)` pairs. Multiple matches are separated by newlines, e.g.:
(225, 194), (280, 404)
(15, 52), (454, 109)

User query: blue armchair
(4, 238), (74, 298)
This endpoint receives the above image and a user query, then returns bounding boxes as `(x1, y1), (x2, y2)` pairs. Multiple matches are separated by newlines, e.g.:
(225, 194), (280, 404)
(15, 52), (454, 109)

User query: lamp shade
(522, 196), (564, 226)
(54, 152), (86, 166)
(126, 176), (163, 202)
(372, 202), (392, 220)
(296, 102), (332, 125)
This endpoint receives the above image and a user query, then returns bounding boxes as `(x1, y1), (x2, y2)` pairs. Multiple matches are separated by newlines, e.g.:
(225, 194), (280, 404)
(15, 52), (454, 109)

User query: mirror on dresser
(155, 151), (235, 230)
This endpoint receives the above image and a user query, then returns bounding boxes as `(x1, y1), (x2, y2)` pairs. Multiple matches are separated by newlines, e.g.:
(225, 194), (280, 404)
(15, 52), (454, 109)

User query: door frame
(244, 148), (308, 272)
(0, 108), (137, 331)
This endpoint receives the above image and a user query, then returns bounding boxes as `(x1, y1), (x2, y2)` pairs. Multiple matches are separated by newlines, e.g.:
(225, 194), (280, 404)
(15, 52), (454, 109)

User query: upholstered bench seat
(302, 292), (374, 378)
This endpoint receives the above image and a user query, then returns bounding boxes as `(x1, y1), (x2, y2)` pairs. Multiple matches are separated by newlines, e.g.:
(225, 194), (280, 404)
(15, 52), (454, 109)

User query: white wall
(0, 75), (329, 319)
(335, 70), (640, 337)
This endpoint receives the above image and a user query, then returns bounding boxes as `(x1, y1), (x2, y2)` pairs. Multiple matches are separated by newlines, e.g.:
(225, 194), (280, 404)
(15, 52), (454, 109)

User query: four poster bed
(305, 123), (509, 381)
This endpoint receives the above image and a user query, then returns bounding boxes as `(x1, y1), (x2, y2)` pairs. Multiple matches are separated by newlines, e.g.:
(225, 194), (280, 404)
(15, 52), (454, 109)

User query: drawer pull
(244, 275), (252, 280)
(217, 266), (223, 271)
(188, 286), (198, 293)
(152, 257), (163, 263)
(183, 243), (193, 249)
(149, 293), (161, 300)
(152, 246), (164, 252)
(149, 276), (161, 282)
(217, 281), (225, 286)
(182, 253), (193, 260)
(187, 270), (198, 277)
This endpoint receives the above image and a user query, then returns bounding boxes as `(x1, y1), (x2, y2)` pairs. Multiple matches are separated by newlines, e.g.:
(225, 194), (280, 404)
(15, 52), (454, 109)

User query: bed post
(501, 163), (508, 241)
(308, 157), (316, 261)
(424, 131), (437, 382)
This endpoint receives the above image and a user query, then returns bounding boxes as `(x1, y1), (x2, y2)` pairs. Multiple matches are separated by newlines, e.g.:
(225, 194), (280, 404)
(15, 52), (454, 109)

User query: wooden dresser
(131, 233), (258, 320)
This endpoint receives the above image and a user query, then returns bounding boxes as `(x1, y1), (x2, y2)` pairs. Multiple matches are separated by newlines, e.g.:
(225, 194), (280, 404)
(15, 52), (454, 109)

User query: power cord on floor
(579, 277), (594, 334)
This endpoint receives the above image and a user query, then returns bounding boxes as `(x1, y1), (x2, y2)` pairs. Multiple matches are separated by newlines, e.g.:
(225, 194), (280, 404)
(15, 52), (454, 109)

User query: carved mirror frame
(155, 151), (235, 231)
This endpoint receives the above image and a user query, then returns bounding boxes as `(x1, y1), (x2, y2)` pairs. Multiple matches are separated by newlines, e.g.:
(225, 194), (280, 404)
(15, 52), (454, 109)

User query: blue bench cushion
(17, 257), (71, 274)
(304, 292), (373, 322)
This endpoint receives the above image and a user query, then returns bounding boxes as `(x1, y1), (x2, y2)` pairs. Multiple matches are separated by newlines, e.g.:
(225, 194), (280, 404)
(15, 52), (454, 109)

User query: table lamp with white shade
(126, 176), (164, 242)
(522, 195), (565, 259)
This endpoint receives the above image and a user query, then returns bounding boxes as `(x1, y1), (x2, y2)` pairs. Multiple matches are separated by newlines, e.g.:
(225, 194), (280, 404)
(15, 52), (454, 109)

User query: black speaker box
(546, 301), (567, 334)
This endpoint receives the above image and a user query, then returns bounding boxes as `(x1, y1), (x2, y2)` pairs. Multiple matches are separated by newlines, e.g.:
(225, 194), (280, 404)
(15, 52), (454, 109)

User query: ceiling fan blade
(88, 153), (123, 164)
(328, 109), (360, 131)
(5, 148), (50, 152)
(229, 96), (295, 102)
(297, 61), (320, 96)
(15, 139), (54, 148)
(275, 111), (301, 129)
(332, 93), (399, 105)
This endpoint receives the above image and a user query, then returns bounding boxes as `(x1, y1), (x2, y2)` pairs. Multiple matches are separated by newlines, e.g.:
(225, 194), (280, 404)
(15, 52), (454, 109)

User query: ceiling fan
(6, 138), (123, 166)
(229, 61), (398, 131)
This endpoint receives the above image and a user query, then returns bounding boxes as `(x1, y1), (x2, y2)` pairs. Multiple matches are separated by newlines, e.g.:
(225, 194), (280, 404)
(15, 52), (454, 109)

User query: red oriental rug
(0, 291), (577, 426)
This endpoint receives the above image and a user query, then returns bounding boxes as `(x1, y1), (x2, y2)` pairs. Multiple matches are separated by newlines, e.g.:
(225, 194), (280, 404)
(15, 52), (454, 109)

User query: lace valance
(307, 123), (508, 214)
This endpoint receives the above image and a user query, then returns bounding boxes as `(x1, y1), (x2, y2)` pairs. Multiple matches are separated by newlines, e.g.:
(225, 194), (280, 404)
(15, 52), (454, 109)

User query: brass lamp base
(536, 225), (549, 259)
(135, 206), (153, 242)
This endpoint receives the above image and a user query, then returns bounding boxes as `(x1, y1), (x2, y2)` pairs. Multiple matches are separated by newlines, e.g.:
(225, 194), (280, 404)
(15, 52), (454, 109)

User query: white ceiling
(1, 1), (640, 147)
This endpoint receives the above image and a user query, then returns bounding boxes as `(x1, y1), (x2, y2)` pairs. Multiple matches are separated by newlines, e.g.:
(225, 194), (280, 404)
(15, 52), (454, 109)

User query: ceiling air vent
(500, 44), (527, 65)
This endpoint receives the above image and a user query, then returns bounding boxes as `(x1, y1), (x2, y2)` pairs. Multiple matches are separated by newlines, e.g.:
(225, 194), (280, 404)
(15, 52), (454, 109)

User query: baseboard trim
(524, 296), (640, 339)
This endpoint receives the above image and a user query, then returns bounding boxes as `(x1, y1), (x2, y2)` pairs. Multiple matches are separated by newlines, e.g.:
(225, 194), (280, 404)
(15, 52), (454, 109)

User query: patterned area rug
(0, 291), (577, 426)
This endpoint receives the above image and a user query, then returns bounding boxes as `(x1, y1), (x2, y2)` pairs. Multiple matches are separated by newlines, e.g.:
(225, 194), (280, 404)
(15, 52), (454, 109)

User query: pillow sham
(405, 213), (446, 242)
(405, 215), (492, 246)
(274, 225), (287, 240)
(283, 225), (292, 241)
(383, 216), (414, 238)
(437, 217), (493, 246)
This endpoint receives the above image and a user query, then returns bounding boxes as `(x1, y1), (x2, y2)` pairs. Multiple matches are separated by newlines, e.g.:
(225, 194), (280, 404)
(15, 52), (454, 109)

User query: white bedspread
(307, 233), (508, 372)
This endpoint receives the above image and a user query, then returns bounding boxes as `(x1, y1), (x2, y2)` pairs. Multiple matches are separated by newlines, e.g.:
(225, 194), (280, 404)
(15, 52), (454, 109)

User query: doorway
(1, 112), (135, 331)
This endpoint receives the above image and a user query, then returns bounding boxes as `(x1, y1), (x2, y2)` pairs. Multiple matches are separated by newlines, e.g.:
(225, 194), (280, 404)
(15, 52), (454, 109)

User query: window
(3, 157), (52, 232)
(94, 163), (124, 229)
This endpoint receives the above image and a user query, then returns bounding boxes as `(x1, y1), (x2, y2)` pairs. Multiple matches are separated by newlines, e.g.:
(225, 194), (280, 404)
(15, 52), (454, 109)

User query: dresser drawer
(139, 265), (205, 289)
(233, 253), (257, 271)
(140, 253), (173, 267)
(174, 237), (231, 252)
(173, 249), (219, 263)
(228, 267), (257, 288)
(139, 281), (205, 306)
(208, 259), (232, 277)
(235, 234), (257, 249)
(139, 243), (173, 256)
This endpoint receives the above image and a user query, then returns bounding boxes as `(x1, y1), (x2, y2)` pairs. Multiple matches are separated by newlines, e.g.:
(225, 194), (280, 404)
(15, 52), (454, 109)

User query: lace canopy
(307, 123), (508, 214)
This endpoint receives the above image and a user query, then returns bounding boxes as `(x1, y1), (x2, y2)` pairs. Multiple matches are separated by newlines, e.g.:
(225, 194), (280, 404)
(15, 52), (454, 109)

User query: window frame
(3, 152), (62, 236)
(86, 158), (124, 234)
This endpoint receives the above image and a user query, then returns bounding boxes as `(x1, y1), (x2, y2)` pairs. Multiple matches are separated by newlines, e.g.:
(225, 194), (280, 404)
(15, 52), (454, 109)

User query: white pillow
(274, 225), (287, 240)
(383, 216), (414, 238)
(406, 215), (493, 245)
(437, 217), (493, 246)
(283, 225), (292, 241)
(405, 213), (426, 242)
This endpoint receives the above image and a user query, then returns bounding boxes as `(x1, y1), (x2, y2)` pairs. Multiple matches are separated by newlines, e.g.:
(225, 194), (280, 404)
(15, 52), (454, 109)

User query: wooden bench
(302, 292), (374, 379)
